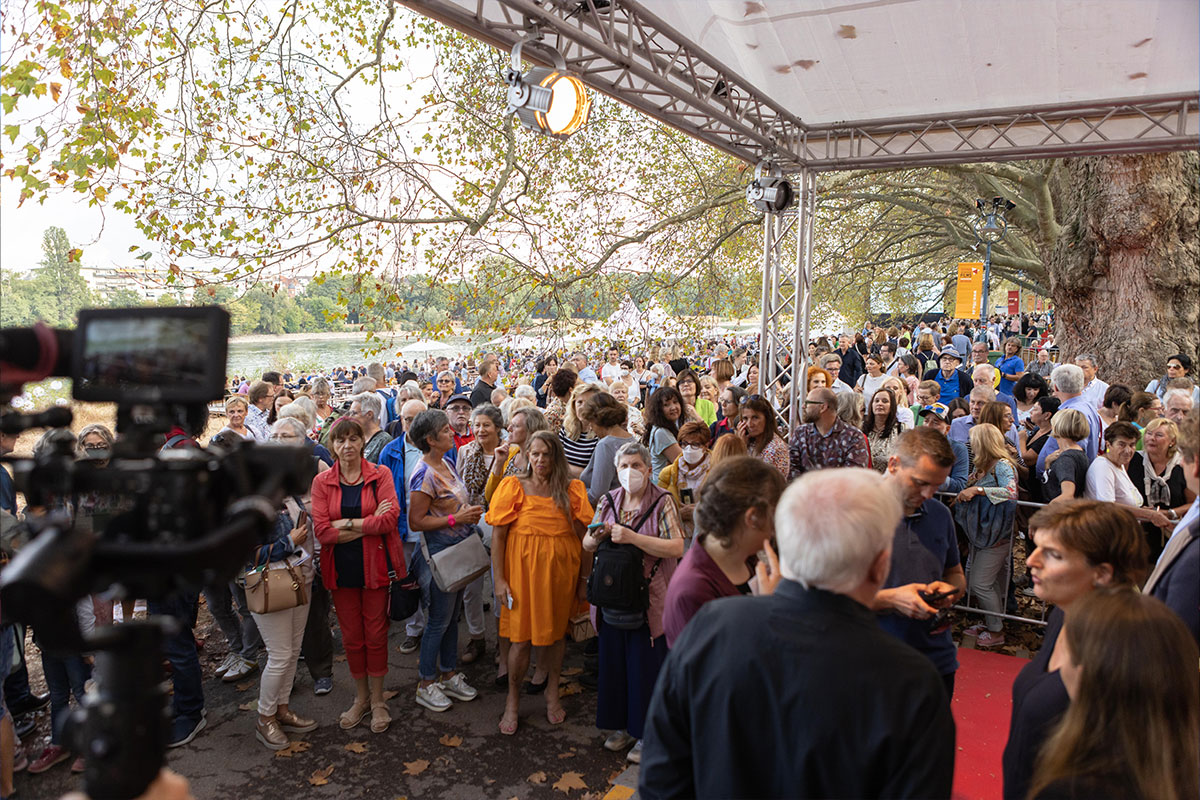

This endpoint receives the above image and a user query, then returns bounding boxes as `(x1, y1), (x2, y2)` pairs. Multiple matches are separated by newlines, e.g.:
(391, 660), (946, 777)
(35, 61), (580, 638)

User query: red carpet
(950, 647), (1028, 800)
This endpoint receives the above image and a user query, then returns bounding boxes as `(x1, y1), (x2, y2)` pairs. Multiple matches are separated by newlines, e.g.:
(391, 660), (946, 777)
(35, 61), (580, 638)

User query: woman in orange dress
(487, 430), (594, 736)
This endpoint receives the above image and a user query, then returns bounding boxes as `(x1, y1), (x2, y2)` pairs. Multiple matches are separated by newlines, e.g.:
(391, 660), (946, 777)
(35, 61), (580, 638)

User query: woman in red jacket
(311, 417), (403, 735)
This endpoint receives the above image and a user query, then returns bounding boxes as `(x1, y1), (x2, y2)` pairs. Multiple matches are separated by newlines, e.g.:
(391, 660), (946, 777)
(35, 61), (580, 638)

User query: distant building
(78, 265), (184, 301)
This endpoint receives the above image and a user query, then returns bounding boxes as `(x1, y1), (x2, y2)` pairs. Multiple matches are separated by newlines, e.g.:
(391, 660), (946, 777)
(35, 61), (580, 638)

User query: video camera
(0, 307), (315, 800)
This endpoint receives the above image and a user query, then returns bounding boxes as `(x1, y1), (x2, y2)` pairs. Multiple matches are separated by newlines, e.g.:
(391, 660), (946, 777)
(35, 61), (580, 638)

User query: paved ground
(19, 607), (631, 800)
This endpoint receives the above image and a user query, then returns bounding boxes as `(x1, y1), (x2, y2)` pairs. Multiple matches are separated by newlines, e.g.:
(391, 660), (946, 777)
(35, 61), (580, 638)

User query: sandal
(339, 699), (369, 730)
(370, 702), (391, 734)
(546, 704), (566, 725)
(498, 713), (518, 736)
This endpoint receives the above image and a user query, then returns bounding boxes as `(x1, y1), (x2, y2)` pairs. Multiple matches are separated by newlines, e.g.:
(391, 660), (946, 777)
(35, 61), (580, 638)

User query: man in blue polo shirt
(1036, 363), (1101, 473)
(924, 347), (973, 404)
(876, 428), (966, 698)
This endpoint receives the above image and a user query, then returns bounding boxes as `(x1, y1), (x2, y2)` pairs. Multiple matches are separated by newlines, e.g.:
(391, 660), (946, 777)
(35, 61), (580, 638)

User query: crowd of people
(0, 310), (1197, 799)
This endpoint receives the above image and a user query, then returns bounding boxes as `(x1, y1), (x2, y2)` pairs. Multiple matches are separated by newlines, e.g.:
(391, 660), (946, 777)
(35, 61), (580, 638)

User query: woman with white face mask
(583, 441), (685, 766)
(655, 421), (713, 534)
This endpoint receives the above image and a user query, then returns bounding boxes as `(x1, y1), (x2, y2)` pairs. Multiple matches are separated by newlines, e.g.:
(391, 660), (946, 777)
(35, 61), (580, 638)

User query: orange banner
(954, 262), (984, 319)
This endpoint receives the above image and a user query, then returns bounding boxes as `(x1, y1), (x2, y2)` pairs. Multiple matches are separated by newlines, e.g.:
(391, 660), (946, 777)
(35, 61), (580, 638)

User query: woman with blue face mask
(583, 441), (685, 766)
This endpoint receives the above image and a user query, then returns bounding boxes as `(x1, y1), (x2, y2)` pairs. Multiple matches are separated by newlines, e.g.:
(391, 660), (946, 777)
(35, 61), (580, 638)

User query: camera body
(0, 306), (315, 799)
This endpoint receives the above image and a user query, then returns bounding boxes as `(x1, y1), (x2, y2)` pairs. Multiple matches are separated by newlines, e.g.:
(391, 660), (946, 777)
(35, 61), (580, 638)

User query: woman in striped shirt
(560, 383), (603, 478)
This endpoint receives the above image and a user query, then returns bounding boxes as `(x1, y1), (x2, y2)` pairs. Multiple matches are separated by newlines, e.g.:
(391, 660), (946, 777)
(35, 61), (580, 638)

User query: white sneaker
(437, 673), (478, 702)
(627, 740), (643, 764)
(604, 730), (636, 751)
(214, 652), (240, 677)
(222, 656), (258, 683)
(415, 683), (452, 712)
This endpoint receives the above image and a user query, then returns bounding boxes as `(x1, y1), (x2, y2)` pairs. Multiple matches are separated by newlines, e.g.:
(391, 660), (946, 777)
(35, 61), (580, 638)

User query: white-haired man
(349, 392), (392, 464)
(1164, 388), (1194, 426)
(1036, 363), (1101, 473)
(639, 467), (955, 800)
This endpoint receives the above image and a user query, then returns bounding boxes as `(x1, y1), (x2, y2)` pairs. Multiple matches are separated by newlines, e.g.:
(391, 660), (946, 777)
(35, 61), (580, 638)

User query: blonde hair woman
(955, 423), (1018, 648)
(560, 383), (604, 478)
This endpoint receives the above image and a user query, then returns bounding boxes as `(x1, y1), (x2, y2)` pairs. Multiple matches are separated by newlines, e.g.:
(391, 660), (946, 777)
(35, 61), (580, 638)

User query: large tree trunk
(1046, 153), (1199, 389)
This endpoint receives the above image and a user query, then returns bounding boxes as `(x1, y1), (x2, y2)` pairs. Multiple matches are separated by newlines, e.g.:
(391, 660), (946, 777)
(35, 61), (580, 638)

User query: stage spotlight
(746, 161), (793, 214)
(504, 38), (591, 139)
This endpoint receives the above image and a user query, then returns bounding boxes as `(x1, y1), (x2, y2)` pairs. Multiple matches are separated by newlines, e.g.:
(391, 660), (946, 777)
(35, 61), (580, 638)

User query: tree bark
(1046, 153), (1199, 388)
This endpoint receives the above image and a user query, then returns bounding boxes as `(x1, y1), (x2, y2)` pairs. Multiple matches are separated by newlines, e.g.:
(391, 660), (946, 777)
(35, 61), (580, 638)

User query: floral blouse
(544, 398), (567, 432)
(752, 434), (790, 477)
(866, 428), (904, 473)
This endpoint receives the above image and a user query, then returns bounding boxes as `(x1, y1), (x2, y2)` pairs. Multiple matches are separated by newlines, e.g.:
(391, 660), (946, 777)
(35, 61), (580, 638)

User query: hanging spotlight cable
(746, 160), (794, 214)
(504, 36), (592, 139)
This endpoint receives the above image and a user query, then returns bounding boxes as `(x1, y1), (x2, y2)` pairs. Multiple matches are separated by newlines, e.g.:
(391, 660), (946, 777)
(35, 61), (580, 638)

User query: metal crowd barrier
(934, 491), (1051, 628)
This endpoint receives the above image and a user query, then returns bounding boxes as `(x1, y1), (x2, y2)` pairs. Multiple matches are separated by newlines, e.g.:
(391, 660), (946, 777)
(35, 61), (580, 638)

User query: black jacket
(640, 580), (956, 800)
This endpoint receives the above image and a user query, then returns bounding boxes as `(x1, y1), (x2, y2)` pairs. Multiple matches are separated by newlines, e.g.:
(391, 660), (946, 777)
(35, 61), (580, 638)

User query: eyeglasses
(270, 433), (302, 441)
(740, 394), (762, 405)
(81, 443), (109, 452)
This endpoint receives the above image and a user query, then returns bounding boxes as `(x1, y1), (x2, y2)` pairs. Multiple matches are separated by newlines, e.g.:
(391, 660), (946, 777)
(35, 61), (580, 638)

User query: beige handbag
(244, 555), (309, 614)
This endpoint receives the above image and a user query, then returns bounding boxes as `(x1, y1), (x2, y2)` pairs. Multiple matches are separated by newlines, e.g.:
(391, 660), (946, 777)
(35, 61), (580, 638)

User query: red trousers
(331, 587), (390, 677)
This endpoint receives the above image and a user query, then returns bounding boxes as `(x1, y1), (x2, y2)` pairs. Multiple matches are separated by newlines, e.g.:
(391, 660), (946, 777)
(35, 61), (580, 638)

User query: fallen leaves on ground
(238, 701), (255, 711)
(308, 765), (335, 786)
(235, 681), (254, 692)
(438, 734), (463, 748)
(528, 771), (547, 784)
(344, 741), (368, 754)
(382, 689), (399, 700)
(553, 772), (587, 793)
(273, 741), (311, 758)
(558, 682), (583, 697)
(561, 667), (583, 676)
(403, 760), (429, 776)
(557, 750), (576, 759)
(333, 654), (347, 662)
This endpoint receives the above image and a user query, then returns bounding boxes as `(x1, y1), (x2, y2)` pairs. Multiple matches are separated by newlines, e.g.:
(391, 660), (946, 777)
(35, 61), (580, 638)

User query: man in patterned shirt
(788, 388), (870, 479)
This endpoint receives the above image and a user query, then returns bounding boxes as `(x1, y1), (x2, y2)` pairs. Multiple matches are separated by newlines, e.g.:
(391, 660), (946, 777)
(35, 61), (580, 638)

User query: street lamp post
(972, 197), (1015, 321)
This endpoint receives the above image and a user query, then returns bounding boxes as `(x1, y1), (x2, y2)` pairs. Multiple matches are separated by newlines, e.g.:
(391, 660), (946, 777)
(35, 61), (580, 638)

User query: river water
(225, 334), (485, 377)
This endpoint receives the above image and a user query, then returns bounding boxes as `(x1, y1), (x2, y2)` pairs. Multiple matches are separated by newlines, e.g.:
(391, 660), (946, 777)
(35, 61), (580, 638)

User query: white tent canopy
(592, 295), (688, 342)
(399, 0), (1198, 169)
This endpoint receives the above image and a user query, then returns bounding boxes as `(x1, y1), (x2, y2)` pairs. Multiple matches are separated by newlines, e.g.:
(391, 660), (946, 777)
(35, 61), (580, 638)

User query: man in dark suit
(836, 333), (866, 388)
(1143, 407), (1199, 642)
(639, 467), (955, 800)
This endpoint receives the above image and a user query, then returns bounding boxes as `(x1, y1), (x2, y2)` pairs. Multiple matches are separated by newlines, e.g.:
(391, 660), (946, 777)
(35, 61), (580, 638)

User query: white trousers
(251, 597), (310, 716)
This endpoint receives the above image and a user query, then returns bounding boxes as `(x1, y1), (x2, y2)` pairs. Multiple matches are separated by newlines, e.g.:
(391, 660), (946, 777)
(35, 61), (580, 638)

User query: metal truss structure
(400, 0), (1199, 171)
(399, 0), (1199, 432)
(755, 170), (816, 429)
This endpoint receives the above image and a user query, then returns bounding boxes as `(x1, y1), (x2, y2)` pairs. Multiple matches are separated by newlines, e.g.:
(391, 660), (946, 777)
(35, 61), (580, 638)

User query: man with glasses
(923, 347), (973, 404)
(818, 353), (854, 395)
(970, 341), (991, 366)
(245, 380), (275, 442)
(788, 388), (870, 479)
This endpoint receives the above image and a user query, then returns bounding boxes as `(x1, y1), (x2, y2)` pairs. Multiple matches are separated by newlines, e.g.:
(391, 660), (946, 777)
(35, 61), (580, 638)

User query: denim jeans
(966, 540), (1011, 633)
(202, 580), (262, 661)
(40, 651), (90, 745)
(300, 571), (333, 680)
(148, 591), (204, 721)
(414, 551), (463, 681)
